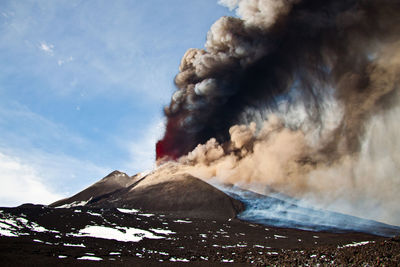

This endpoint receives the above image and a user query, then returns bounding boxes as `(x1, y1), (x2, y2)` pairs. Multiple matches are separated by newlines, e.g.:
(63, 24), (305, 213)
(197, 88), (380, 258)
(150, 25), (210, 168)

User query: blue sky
(0, 0), (234, 206)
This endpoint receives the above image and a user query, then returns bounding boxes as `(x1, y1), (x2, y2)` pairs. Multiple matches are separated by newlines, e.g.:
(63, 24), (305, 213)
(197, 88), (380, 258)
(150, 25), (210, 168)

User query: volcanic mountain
(50, 168), (245, 220)
(1, 166), (400, 265)
(49, 165), (400, 237)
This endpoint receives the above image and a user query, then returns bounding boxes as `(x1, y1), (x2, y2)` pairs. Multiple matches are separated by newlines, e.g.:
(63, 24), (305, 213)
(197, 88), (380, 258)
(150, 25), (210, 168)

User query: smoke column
(156, 0), (400, 225)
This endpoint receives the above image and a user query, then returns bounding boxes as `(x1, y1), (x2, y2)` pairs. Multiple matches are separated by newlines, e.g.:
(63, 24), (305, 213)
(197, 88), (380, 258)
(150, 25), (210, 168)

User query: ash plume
(156, 0), (400, 225)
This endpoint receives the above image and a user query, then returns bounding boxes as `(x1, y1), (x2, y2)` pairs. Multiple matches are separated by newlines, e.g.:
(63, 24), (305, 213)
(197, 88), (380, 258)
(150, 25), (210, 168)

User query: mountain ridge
(49, 168), (400, 237)
(50, 170), (245, 220)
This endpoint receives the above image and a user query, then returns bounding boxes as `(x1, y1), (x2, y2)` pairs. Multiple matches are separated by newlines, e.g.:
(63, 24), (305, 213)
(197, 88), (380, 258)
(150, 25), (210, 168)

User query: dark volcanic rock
(51, 169), (245, 220)
(50, 171), (137, 208)
(0, 204), (398, 266)
(1, 166), (399, 265)
(92, 174), (245, 219)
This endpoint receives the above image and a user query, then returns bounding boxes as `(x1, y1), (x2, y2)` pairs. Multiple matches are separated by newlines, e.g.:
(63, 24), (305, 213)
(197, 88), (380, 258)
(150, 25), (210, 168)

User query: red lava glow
(155, 115), (195, 161)
(156, 139), (167, 160)
(155, 115), (184, 161)
(156, 139), (179, 161)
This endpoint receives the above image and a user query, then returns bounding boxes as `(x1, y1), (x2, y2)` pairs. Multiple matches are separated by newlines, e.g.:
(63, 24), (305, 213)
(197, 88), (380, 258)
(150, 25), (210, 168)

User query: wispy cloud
(0, 152), (63, 206)
(0, 103), (112, 206)
(58, 56), (74, 66)
(0, 0), (210, 102)
(39, 41), (54, 55)
(0, 0), (234, 206)
(0, 146), (111, 207)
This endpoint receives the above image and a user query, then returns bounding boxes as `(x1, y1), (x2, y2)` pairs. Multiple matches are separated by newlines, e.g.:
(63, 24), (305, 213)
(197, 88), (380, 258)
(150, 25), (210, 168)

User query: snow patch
(0, 229), (18, 237)
(0, 222), (14, 229)
(72, 225), (164, 242)
(174, 219), (192, 223)
(87, 211), (102, 217)
(16, 217), (29, 225)
(221, 245), (237, 248)
(30, 222), (50, 233)
(3, 219), (19, 228)
(0, 220), (19, 237)
(57, 198), (92, 208)
(150, 228), (176, 235)
(0, 218), (22, 237)
(117, 208), (139, 214)
(64, 243), (86, 247)
(338, 241), (374, 248)
(0, 214), (57, 236)
(77, 256), (103, 261)
(139, 213), (154, 217)
(170, 257), (190, 262)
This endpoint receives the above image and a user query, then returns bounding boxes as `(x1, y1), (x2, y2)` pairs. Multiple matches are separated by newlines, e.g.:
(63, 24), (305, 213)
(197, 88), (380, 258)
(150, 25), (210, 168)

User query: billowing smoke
(156, 0), (400, 225)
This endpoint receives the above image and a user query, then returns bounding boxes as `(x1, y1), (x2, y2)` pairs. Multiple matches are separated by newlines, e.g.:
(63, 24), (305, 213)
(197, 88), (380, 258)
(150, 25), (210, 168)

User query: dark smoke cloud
(156, 0), (400, 161)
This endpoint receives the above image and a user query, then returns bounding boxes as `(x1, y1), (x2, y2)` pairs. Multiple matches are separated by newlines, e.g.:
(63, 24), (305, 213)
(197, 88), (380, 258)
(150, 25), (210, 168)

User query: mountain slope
(50, 167), (399, 236)
(51, 170), (245, 220)
(50, 171), (140, 208)
(91, 173), (245, 219)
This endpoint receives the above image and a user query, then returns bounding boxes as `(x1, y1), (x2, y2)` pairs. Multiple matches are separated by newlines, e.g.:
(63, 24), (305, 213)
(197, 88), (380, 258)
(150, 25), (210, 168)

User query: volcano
(48, 166), (400, 237)
(1, 168), (400, 265)
(50, 169), (245, 220)
(2, 0), (400, 265)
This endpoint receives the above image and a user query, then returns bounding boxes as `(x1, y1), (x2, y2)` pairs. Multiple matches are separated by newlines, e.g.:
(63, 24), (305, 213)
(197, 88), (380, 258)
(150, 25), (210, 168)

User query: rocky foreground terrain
(1, 169), (399, 266)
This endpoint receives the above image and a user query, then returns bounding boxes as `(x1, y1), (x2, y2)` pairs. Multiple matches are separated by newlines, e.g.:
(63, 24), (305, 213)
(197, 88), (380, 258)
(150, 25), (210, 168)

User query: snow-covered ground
(0, 205), (392, 265)
(72, 225), (164, 242)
